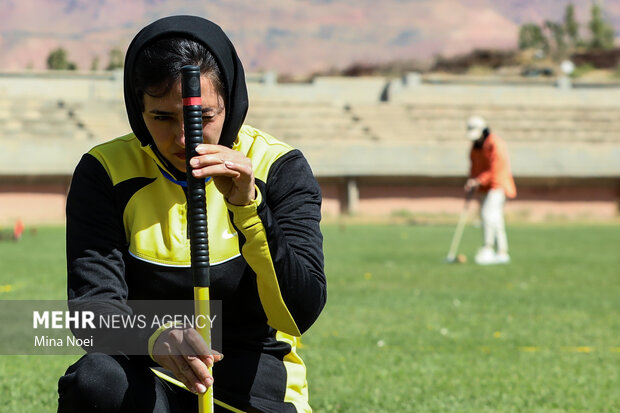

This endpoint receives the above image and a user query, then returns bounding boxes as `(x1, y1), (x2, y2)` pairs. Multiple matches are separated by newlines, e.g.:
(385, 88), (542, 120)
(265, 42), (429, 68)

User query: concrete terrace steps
(246, 99), (375, 142)
(73, 101), (130, 141)
(0, 72), (618, 178)
(357, 122), (620, 136)
(367, 130), (620, 143)
(3, 95), (619, 146)
(250, 128), (372, 143)
(347, 102), (620, 143)
(0, 95), (133, 143)
(352, 103), (620, 120)
(0, 98), (93, 140)
(248, 101), (346, 116)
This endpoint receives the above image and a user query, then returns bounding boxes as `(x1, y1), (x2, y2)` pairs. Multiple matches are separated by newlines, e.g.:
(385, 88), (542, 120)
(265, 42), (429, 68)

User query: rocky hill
(0, 0), (617, 76)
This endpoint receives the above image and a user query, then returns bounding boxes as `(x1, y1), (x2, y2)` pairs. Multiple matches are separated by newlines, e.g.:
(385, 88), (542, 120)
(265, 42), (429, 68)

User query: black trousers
(57, 353), (201, 413)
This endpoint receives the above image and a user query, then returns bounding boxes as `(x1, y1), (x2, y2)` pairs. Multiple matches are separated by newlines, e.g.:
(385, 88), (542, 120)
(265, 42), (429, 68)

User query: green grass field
(0, 223), (618, 412)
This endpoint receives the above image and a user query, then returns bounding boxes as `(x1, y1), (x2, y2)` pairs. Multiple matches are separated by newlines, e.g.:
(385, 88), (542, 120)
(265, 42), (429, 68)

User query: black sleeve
(66, 154), (154, 358)
(66, 154), (127, 302)
(259, 149), (326, 334)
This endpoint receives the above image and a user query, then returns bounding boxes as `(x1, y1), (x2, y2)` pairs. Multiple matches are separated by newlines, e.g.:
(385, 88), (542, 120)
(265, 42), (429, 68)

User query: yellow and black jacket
(66, 125), (326, 412)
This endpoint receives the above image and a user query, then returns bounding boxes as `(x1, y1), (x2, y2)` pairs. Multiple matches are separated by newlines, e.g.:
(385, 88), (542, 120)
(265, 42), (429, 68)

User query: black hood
(123, 15), (248, 148)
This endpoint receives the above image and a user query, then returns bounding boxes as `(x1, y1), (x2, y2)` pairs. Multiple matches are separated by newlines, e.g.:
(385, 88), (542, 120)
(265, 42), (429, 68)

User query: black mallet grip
(181, 65), (210, 288)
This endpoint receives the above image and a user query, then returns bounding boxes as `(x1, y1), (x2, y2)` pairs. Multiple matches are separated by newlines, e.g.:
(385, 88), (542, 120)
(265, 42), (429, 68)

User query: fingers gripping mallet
(181, 65), (214, 413)
(445, 189), (475, 264)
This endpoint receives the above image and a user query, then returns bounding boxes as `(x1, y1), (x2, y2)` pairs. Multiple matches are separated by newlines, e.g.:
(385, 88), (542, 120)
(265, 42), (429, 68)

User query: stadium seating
(1, 73), (619, 178)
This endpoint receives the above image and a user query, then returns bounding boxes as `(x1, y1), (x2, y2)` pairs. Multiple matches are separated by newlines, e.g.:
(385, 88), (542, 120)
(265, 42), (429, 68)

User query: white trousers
(480, 188), (508, 252)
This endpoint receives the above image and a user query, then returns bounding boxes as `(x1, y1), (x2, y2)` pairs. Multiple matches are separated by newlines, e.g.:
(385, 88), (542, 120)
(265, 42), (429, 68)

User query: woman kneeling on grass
(58, 15), (326, 413)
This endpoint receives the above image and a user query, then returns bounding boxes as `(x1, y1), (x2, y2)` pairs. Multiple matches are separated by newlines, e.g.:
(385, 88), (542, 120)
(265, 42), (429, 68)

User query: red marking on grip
(183, 97), (202, 106)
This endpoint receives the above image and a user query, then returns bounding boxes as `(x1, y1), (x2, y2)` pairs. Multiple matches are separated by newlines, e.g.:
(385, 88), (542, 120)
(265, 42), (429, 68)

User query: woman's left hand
(190, 144), (255, 206)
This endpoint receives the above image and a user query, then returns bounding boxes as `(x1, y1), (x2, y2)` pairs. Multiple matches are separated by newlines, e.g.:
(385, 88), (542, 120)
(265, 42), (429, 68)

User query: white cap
(466, 116), (487, 141)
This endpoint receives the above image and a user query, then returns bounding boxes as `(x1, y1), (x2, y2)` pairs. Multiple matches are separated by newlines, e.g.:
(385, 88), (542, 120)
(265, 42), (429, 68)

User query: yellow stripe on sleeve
(226, 188), (301, 336)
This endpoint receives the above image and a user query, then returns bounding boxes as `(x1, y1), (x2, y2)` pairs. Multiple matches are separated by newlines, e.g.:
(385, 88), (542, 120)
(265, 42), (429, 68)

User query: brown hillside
(0, 0), (614, 75)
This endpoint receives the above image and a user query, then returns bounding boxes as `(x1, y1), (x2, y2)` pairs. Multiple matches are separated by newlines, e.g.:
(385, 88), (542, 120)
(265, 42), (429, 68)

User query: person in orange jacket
(464, 116), (516, 265)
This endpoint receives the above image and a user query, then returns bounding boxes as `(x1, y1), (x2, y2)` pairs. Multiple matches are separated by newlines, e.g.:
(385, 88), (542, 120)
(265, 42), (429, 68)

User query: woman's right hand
(152, 327), (223, 394)
(464, 178), (479, 192)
